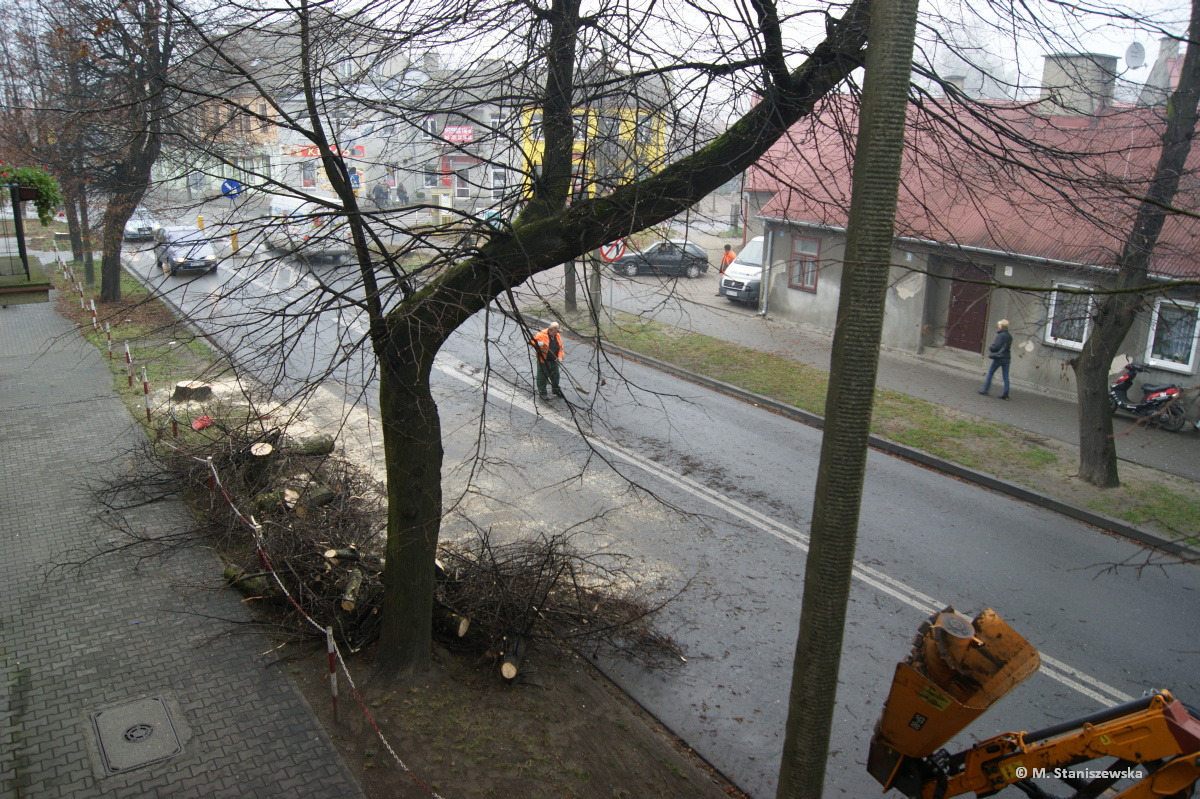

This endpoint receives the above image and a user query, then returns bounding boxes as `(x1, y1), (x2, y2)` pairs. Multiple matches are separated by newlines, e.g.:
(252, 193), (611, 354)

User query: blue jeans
(983, 358), (1010, 396)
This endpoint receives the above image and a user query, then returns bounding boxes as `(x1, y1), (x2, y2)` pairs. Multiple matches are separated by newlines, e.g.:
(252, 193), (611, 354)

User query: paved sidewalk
(0, 292), (365, 798)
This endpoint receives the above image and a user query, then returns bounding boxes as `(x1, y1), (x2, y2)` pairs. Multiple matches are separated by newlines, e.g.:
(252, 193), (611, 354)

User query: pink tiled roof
(753, 95), (1200, 278)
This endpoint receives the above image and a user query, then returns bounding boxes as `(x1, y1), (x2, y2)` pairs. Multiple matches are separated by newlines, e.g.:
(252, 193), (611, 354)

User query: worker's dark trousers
(536, 359), (560, 394)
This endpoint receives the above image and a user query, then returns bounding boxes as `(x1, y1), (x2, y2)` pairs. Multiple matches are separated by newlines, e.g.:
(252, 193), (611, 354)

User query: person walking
(716, 244), (735, 296)
(371, 182), (388, 209)
(978, 319), (1013, 399)
(532, 321), (566, 398)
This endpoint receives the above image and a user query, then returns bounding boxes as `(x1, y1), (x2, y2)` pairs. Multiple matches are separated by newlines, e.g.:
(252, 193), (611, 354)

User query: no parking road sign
(599, 239), (626, 262)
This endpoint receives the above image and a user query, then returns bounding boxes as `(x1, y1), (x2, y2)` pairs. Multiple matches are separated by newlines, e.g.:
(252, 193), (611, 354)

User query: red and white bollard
(78, 285), (85, 309)
(326, 626), (339, 723)
(90, 299), (97, 330)
(141, 366), (150, 423)
(105, 323), (112, 359)
(125, 342), (133, 387)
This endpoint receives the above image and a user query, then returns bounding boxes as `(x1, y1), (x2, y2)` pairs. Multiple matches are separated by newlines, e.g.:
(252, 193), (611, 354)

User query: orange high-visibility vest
(721, 250), (736, 271)
(531, 327), (564, 362)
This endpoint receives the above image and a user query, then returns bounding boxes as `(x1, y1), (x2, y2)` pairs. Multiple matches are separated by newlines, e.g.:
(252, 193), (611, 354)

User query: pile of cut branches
(83, 413), (685, 673)
(436, 528), (685, 679)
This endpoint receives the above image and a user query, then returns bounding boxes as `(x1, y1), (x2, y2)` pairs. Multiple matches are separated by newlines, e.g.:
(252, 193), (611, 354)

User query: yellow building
(520, 73), (670, 199)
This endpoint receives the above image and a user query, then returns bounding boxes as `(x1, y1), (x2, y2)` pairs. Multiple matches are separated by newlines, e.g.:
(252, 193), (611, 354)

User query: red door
(945, 262), (993, 352)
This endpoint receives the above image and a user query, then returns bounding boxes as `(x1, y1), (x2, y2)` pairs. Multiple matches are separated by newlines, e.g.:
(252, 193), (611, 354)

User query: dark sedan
(612, 240), (710, 278)
(152, 226), (218, 277)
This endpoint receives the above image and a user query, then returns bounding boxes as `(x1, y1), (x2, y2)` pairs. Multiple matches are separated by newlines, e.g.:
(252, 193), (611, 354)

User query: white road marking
(435, 358), (1136, 708)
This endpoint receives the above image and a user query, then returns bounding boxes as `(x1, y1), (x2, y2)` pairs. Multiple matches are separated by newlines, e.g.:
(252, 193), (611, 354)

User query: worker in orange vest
(716, 244), (735, 296)
(531, 321), (565, 398)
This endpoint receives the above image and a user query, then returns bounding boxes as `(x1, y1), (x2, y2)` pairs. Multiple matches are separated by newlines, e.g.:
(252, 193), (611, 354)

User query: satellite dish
(1125, 41), (1146, 69)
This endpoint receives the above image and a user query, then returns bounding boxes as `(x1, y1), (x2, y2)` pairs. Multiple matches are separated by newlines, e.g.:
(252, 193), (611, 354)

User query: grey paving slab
(0, 287), (365, 799)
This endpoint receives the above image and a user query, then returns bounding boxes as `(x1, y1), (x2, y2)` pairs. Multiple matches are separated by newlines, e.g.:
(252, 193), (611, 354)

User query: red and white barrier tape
(157, 442), (447, 798)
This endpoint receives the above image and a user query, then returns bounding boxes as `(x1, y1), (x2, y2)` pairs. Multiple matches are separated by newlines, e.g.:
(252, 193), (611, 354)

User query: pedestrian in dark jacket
(979, 319), (1013, 399)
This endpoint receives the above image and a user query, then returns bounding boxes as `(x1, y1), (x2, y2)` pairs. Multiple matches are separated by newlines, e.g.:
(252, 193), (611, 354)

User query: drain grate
(90, 696), (183, 775)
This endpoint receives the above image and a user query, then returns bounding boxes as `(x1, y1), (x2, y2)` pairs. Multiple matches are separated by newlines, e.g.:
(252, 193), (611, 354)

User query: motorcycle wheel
(1158, 403), (1186, 432)
(1109, 395), (1119, 414)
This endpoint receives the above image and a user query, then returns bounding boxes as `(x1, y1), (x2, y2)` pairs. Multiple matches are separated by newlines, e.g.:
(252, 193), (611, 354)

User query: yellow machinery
(868, 607), (1200, 799)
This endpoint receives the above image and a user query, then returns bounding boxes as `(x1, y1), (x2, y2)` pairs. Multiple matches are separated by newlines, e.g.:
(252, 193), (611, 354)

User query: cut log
(433, 605), (470, 639)
(282, 488), (300, 509)
(294, 434), (335, 456)
(324, 548), (360, 563)
(172, 381), (214, 402)
(222, 566), (273, 598)
(499, 635), (527, 681)
(306, 486), (336, 507)
(340, 567), (364, 612)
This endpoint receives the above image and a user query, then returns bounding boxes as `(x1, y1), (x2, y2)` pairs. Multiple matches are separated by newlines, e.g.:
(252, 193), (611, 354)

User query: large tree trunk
(775, 0), (919, 794)
(78, 186), (95, 283)
(99, 195), (135, 302)
(63, 191), (83, 263)
(362, 0), (873, 679)
(374, 338), (444, 675)
(1072, 4), (1200, 487)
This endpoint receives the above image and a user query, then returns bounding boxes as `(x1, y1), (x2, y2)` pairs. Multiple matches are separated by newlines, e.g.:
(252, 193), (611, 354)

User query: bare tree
(134, 0), (873, 676)
(34, 0), (184, 301)
(1071, 8), (1200, 486)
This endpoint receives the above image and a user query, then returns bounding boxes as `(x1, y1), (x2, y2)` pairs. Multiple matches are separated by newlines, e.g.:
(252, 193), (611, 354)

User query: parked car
(123, 208), (160, 241)
(152, 226), (218, 276)
(611, 240), (710, 278)
(719, 236), (764, 304)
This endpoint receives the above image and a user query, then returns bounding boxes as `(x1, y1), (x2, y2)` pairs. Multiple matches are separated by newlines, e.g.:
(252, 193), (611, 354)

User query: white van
(263, 192), (351, 261)
(718, 236), (765, 304)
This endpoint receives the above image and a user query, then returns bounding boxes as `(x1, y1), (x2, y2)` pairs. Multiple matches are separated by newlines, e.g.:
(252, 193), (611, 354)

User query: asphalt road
(123, 243), (1200, 798)
(432, 318), (1200, 798)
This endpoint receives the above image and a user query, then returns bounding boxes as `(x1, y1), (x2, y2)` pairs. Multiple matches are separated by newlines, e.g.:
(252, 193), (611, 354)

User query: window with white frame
(1146, 299), (1200, 372)
(455, 168), (471, 198)
(492, 167), (507, 199)
(1044, 283), (1093, 350)
(422, 117), (438, 138)
(788, 238), (820, 292)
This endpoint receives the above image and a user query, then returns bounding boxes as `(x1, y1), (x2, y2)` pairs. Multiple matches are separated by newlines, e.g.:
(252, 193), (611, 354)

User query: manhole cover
(90, 696), (183, 775)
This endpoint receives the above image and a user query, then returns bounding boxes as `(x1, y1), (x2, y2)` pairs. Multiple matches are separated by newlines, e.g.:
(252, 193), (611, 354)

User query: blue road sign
(221, 179), (243, 197)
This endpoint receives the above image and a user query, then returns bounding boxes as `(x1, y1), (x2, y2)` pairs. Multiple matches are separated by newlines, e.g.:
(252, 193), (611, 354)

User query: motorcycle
(1109, 361), (1186, 431)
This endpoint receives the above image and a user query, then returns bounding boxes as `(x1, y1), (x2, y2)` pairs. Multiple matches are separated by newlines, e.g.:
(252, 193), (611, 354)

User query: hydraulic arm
(868, 608), (1200, 799)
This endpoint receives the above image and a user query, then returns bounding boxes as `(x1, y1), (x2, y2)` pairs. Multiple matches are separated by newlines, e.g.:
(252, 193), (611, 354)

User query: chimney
(1037, 53), (1118, 116)
(1137, 37), (1182, 107)
(943, 74), (967, 96)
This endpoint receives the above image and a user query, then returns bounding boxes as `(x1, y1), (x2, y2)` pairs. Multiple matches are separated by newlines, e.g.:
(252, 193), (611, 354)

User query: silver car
(152, 227), (218, 276)
(123, 208), (160, 241)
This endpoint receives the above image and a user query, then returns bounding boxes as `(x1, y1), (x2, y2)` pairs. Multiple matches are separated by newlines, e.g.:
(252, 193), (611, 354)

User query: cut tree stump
(172, 381), (213, 402)
(499, 635), (527, 681)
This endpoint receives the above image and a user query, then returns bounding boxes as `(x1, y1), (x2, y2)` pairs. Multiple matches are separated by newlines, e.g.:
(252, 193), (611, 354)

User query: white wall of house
(764, 220), (1200, 403)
